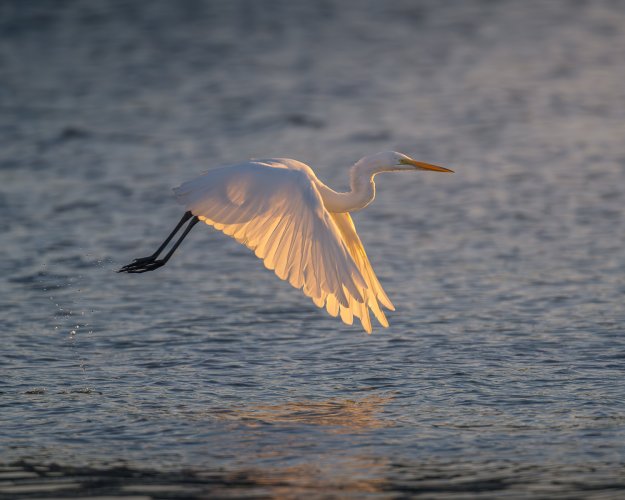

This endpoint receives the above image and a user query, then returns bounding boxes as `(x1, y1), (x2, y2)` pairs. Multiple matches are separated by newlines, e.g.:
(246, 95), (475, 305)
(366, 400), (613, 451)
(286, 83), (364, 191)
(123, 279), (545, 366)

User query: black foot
(118, 256), (165, 273)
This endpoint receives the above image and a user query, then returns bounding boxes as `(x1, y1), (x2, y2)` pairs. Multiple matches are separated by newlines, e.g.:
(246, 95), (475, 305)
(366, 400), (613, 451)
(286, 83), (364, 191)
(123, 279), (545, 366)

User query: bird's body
(119, 151), (452, 333)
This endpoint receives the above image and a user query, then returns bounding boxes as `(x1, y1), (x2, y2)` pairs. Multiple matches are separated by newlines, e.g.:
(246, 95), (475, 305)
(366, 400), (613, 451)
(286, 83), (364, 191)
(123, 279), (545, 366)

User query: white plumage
(120, 151), (453, 333)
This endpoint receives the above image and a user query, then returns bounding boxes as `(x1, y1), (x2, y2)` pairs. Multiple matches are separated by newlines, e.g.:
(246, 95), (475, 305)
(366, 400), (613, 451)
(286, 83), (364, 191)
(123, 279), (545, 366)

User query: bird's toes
(132, 256), (155, 265)
(118, 263), (141, 273)
(146, 260), (165, 271)
(118, 256), (157, 273)
(119, 259), (165, 273)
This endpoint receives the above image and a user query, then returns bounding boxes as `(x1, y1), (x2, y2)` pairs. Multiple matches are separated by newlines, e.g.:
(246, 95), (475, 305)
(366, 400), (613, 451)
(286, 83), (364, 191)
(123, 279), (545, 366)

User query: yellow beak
(400, 158), (454, 173)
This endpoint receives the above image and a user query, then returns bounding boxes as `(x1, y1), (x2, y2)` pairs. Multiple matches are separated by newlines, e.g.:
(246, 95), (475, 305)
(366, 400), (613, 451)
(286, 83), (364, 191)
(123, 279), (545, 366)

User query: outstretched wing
(173, 160), (374, 329)
(327, 212), (395, 333)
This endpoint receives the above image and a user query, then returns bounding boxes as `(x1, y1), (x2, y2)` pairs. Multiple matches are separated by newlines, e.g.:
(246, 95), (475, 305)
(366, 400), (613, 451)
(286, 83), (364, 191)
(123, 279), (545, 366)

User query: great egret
(119, 151), (453, 333)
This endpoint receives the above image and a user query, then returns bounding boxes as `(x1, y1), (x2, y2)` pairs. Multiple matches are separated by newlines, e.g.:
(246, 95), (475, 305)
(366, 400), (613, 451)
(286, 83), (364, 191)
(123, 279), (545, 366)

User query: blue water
(2, 0), (625, 497)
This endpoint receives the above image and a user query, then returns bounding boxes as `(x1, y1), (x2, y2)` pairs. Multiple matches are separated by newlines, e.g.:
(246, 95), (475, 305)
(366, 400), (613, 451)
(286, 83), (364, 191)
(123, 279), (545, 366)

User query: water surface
(2, 1), (625, 497)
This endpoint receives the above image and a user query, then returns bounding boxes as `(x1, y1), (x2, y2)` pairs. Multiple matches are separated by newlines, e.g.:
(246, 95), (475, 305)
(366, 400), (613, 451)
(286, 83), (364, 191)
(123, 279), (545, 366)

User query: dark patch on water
(2, 460), (625, 499)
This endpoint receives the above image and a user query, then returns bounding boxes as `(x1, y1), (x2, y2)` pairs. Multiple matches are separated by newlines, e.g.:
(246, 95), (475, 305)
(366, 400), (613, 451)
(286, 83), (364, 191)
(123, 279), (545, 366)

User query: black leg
(148, 211), (194, 260)
(160, 216), (199, 264)
(118, 212), (199, 273)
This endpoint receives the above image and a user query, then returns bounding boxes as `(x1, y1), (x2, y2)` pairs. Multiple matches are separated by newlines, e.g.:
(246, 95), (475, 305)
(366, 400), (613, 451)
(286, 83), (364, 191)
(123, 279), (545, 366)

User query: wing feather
(328, 212), (395, 331)
(339, 304), (354, 325)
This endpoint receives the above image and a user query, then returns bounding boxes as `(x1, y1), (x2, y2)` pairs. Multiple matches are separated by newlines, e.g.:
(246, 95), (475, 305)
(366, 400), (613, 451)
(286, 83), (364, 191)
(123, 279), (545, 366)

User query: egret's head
(356, 151), (453, 174)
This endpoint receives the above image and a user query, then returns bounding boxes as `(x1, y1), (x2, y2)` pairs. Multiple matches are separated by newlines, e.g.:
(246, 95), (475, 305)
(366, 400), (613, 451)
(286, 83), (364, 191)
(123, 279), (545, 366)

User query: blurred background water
(2, 0), (625, 497)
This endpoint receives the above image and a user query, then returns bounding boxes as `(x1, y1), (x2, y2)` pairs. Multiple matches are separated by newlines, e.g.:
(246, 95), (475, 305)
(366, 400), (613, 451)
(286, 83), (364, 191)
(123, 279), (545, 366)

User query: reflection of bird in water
(227, 394), (394, 432)
(119, 151), (453, 332)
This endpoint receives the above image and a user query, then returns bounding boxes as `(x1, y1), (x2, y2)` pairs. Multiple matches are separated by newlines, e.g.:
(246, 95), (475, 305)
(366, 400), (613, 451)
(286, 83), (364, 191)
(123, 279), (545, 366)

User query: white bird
(119, 151), (453, 333)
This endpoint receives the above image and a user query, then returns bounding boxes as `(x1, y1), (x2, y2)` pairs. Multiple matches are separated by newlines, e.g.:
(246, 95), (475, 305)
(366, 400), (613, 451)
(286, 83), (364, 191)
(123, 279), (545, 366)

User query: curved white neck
(317, 161), (380, 213)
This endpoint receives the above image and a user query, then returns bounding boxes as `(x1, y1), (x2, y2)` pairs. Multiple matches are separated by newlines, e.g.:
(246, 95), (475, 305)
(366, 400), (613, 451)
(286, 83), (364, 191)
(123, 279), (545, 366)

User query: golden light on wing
(174, 161), (378, 330)
(329, 212), (394, 333)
